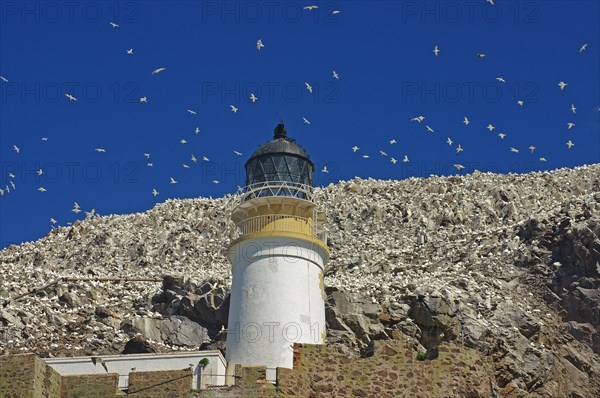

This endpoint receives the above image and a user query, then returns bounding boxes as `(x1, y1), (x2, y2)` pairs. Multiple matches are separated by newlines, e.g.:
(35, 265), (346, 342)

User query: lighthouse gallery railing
(237, 214), (327, 243)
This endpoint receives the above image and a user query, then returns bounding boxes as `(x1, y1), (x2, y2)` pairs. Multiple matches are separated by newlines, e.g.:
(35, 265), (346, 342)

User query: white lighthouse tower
(225, 123), (329, 380)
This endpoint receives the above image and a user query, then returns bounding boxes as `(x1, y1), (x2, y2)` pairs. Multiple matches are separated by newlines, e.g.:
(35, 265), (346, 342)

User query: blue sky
(1, 0), (599, 248)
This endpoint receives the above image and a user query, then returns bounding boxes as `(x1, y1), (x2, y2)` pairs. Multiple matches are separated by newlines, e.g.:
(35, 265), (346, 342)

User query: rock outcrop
(1, 164), (600, 397)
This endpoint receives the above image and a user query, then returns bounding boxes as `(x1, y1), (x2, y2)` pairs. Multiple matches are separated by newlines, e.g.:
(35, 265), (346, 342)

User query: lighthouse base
(225, 235), (328, 380)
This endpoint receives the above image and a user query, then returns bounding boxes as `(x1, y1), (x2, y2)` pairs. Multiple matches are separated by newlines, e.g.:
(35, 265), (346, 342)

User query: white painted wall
(226, 236), (328, 380)
(44, 351), (226, 389)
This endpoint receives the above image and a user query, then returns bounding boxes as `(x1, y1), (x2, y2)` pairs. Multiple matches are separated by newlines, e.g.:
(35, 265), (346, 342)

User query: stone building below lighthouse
(225, 122), (329, 380)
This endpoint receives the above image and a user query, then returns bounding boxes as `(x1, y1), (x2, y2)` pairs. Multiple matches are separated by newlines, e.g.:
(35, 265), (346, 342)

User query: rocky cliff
(1, 165), (599, 397)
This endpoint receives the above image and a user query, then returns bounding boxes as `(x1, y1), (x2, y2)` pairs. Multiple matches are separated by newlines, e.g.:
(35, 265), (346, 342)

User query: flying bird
(191, 154), (198, 164)
(233, 151), (242, 156)
(72, 202), (81, 214)
(529, 145), (536, 154)
(539, 157), (547, 162)
(498, 133), (506, 139)
(321, 166), (329, 173)
(352, 146), (359, 152)
(152, 189), (159, 197)
(152, 67), (166, 75)
(402, 155), (409, 163)
(187, 109), (197, 115)
(144, 153), (151, 159)
(202, 156), (210, 162)
(212, 180), (220, 184)
(446, 137), (453, 146)
(230, 105), (238, 113)
(0, 76), (8, 82)
(305, 82), (313, 94)
(486, 0), (495, 5)
(517, 100), (524, 106)
(487, 124), (495, 132)
(170, 177), (177, 184)
(510, 147), (519, 153)
(180, 139), (187, 144)
(456, 144), (463, 154)
(139, 97), (147, 103)
(256, 39), (264, 51)
(41, 137), (48, 141)
(566, 140), (574, 149)
(558, 81), (567, 91)
(195, 127), (200, 135)
(390, 139), (397, 144)
(109, 22), (119, 28)
(332, 10), (340, 15)
(362, 155), (370, 159)
(8, 172), (15, 178)
(250, 93), (258, 103)
(579, 43), (588, 53)
(433, 44), (440, 57)
(454, 164), (465, 171)
(65, 93), (77, 102)
(567, 122), (575, 130)
(411, 116), (425, 123)
(37, 187), (47, 192)
(37, 169), (43, 176)
(126, 48), (133, 55)
(94, 148), (106, 152)
(391, 157), (398, 164)
(303, 117), (311, 125)
(425, 125), (434, 133)
(332, 70), (339, 80)
(463, 116), (470, 125)
(304, 5), (318, 10)
(570, 104), (576, 114)
(496, 77), (506, 83)
(477, 53), (486, 59)
(13, 145), (20, 154)
(182, 164), (190, 169)
(50, 218), (57, 224)
(380, 150), (388, 156)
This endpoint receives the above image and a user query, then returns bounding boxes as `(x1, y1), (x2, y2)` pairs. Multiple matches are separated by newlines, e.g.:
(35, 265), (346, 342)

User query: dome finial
(274, 121), (287, 139)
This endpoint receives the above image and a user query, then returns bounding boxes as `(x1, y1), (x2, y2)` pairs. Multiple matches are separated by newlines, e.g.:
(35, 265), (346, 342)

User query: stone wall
(276, 341), (495, 398)
(190, 340), (494, 398)
(34, 356), (62, 398)
(0, 354), (190, 398)
(2, 341), (494, 398)
(193, 366), (278, 398)
(60, 374), (118, 398)
(128, 368), (192, 397)
(0, 353), (61, 398)
(0, 353), (38, 398)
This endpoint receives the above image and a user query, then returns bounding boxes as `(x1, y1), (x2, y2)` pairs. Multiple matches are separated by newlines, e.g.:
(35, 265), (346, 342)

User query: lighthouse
(225, 122), (329, 379)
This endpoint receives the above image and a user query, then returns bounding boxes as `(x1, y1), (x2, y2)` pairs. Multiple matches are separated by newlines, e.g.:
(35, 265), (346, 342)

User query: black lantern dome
(245, 123), (314, 187)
